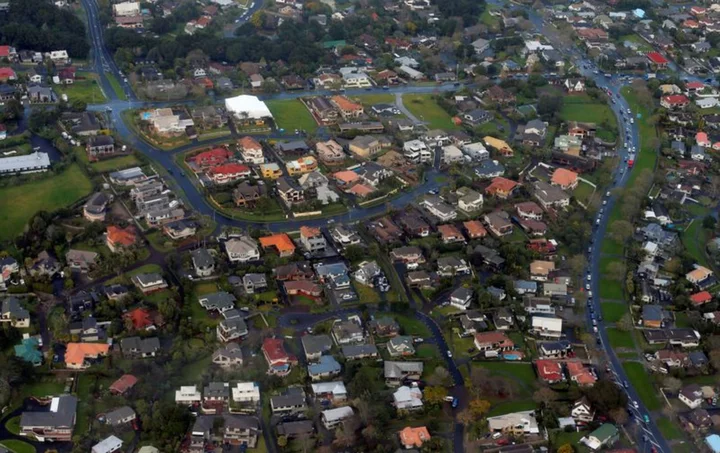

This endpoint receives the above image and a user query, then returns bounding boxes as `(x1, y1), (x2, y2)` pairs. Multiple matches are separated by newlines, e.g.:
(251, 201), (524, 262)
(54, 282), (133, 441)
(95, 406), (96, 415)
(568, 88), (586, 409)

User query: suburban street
(69, 0), (701, 451)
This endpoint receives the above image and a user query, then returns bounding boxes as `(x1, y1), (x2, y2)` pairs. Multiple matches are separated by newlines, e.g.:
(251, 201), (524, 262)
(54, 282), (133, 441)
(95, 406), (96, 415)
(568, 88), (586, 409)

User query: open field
(74, 147), (141, 173)
(475, 362), (537, 389)
(607, 328), (635, 349)
(402, 94), (460, 130)
(560, 96), (616, 124)
(599, 278), (623, 300)
(55, 79), (106, 104)
(656, 417), (684, 440)
(682, 219), (709, 267)
(573, 180), (595, 206)
(623, 362), (661, 410)
(266, 99), (318, 133)
(601, 302), (627, 323)
(0, 164), (93, 241)
(0, 440), (36, 453)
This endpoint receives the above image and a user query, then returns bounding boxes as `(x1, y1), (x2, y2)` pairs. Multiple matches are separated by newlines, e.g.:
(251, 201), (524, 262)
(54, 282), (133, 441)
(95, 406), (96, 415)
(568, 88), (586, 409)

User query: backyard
(0, 164), (93, 241)
(266, 99), (319, 133)
(402, 94), (460, 130)
(54, 78), (107, 104)
(560, 95), (616, 125)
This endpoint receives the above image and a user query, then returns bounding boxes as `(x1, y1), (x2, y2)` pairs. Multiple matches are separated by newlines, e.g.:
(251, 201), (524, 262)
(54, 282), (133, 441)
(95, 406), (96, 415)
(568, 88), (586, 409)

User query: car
(443, 396), (454, 402)
(630, 118), (634, 124)
(627, 108), (631, 114)
(633, 400), (639, 409)
(588, 291), (593, 298)
(447, 350), (453, 358)
(643, 414), (650, 424)
(587, 274), (591, 281)
(603, 200), (607, 205)
(451, 397), (459, 408)
(606, 191), (611, 197)
(585, 283), (591, 290)
(624, 380), (629, 388)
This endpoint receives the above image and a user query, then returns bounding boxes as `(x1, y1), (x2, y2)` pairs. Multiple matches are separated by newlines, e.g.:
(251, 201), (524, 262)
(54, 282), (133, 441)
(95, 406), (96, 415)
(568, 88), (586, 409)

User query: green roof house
(583, 423), (619, 450)
(15, 337), (42, 366)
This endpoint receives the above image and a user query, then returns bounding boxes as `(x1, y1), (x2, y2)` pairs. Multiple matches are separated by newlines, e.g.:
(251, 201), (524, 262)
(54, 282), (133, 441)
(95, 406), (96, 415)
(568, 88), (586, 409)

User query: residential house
(487, 411), (539, 436)
(321, 406), (354, 430)
(262, 338), (297, 376)
(393, 385), (423, 411)
(190, 249), (215, 277)
(225, 236), (260, 263)
(308, 355), (342, 381)
(485, 177), (518, 199)
(131, 273), (168, 294)
(301, 334), (333, 361)
(212, 343), (243, 368)
(531, 316), (563, 339)
(259, 233), (296, 257)
(582, 424), (619, 450)
(399, 426), (431, 449)
(0, 298), (30, 328)
(120, 336), (160, 358)
(680, 384), (704, 409)
(385, 361), (423, 386)
(387, 336), (415, 357)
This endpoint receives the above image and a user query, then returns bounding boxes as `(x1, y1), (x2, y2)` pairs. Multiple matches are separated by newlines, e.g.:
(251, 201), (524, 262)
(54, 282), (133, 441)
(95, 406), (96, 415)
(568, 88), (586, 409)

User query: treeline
(0, 0), (89, 58)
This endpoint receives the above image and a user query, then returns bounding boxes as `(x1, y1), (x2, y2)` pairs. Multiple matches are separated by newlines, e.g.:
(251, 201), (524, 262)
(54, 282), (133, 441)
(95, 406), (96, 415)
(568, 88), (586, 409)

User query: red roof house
(208, 163), (251, 184)
(110, 374), (138, 395)
(660, 95), (690, 110)
(535, 359), (564, 384)
(191, 148), (233, 168)
(690, 291), (712, 306)
(262, 338), (297, 376)
(646, 52), (669, 68)
(106, 225), (137, 252)
(0, 67), (16, 81)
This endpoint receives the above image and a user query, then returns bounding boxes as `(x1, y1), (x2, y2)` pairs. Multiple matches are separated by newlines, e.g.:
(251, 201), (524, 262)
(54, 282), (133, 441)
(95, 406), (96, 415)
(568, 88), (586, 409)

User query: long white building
(0, 152), (51, 175)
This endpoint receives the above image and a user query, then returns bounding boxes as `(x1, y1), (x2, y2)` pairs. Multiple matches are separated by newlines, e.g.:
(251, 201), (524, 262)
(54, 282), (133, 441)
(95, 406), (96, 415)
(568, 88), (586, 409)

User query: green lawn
(0, 440), (36, 453)
(623, 362), (661, 410)
(601, 302), (627, 323)
(395, 314), (431, 337)
(598, 278), (624, 300)
(55, 80), (106, 104)
(682, 219), (709, 267)
(354, 93), (396, 108)
(621, 86), (658, 187)
(354, 283), (381, 303)
(606, 328), (635, 349)
(560, 96), (616, 124)
(74, 146), (141, 173)
(5, 416), (20, 435)
(475, 362), (537, 389)
(656, 417), (684, 440)
(266, 99), (318, 133)
(573, 180), (595, 206)
(106, 73), (128, 100)
(20, 380), (66, 399)
(619, 34), (653, 52)
(402, 94), (460, 130)
(416, 344), (439, 358)
(128, 264), (163, 277)
(480, 9), (501, 28)
(487, 400), (537, 417)
(0, 164), (93, 241)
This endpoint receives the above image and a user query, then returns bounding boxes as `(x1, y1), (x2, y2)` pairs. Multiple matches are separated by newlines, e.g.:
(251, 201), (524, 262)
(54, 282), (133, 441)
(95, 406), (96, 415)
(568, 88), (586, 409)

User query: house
(65, 343), (109, 369)
(463, 109), (492, 126)
(349, 135), (381, 158)
(647, 51), (669, 69)
(276, 421), (315, 440)
(331, 317), (365, 345)
(370, 316), (399, 337)
(474, 331), (514, 353)
(225, 236), (260, 263)
(483, 211), (513, 237)
(259, 233), (295, 257)
(238, 136), (264, 164)
(567, 362), (597, 386)
(642, 305), (670, 328)
(286, 156), (318, 176)
(330, 225), (361, 249)
(421, 195), (457, 221)
(536, 359), (564, 384)
(441, 144), (465, 164)
(92, 436), (123, 453)
(217, 318), (249, 342)
(661, 95), (691, 110)
(487, 410), (539, 435)
(531, 316), (562, 338)
(680, 384), (704, 409)
(301, 334), (333, 361)
(687, 265), (714, 286)
(387, 336), (415, 357)
(232, 182), (264, 208)
(393, 385), (423, 411)
(83, 192), (111, 223)
(534, 181), (570, 209)
(530, 260), (555, 282)
(212, 343), (243, 368)
(242, 273), (267, 295)
(438, 224), (464, 244)
(399, 426), (431, 449)
(132, 273), (168, 294)
(86, 136), (116, 161)
(354, 261), (382, 287)
(463, 220), (487, 239)
(390, 246), (425, 267)
(456, 187), (483, 212)
(484, 136), (514, 156)
(437, 256), (470, 277)
(550, 168), (578, 190)
(342, 344), (378, 360)
(330, 96), (364, 119)
(105, 225), (137, 252)
(582, 424), (619, 450)
(276, 177), (305, 206)
(385, 361), (423, 386)
(450, 287), (473, 310)
(691, 291), (712, 306)
(571, 397), (595, 424)
(208, 163), (251, 184)
(485, 177), (518, 199)
(120, 336), (160, 358)
(260, 163), (282, 179)
(231, 382), (260, 404)
(175, 386), (202, 405)
(199, 292), (236, 313)
(105, 406), (136, 426)
(397, 212), (430, 238)
(308, 355), (342, 381)
(321, 406), (354, 429)
(299, 226), (326, 253)
(190, 249), (215, 277)
(262, 338), (297, 376)
(311, 381), (347, 403)
(316, 140), (345, 164)
(0, 297), (29, 329)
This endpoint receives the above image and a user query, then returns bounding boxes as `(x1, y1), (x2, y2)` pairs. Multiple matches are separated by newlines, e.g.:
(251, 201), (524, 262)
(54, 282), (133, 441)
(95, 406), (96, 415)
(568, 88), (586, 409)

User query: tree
(609, 407), (629, 425)
(277, 435), (288, 447)
(424, 386), (449, 407)
(609, 220), (634, 244)
(663, 377), (682, 393)
(585, 379), (628, 414)
(533, 387), (557, 407)
(427, 366), (451, 387)
(420, 437), (447, 452)
(557, 444), (574, 453)
(703, 216), (717, 230)
(468, 399), (491, 418)
(709, 349), (720, 371)
(537, 95), (564, 120)
(616, 313), (633, 332)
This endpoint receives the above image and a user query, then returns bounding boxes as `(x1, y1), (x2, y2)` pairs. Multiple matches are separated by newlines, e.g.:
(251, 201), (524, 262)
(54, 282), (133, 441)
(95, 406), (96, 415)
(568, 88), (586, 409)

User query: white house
(225, 237), (260, 263)
(175, 385), (202, 405)
(679, 384), (703, 409)
(393, 385), (423, 411)
(232, 382), (261, 403)
(531, 316), (563, 339)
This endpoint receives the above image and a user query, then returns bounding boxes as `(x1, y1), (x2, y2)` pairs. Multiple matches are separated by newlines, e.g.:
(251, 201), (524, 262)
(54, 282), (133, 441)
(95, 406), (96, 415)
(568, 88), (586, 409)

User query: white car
(587, 275), (591, 281)
(447, 350), (453, 358)
(633, 400), (639, 409)
(585, 283), (591, 290)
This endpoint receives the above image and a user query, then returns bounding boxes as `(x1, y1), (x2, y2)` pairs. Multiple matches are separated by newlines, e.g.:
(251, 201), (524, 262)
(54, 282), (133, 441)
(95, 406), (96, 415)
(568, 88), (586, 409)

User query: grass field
(402, 94), (460, 130)
(55, 80), (106, 104)
(573, 180), (595, 206)
(395, 314), (431, 337)
(475, 362), (537, 389)
(599, 278), (624, 300)
(5, 416), (20, 435)
(354, 283), (381, 303)
(0, 164), (93, 241)
(682, 219), (709, 267)
(623, 362), (661, 410)
(266, 99), (318, 133)
(353, 94), (396, 108)
(560, 96), (615, 124)
(607, 328), (635, 349)
(621, 86), (658, 186)
(487, 400), (536, 417)
(416, 344), (439, 358)
(0, 440), (36, 453)
(106, 73), (128, 100)
(480, 9), (501, 29)
(620, 34), (653, 52)
(601, 302), (627, 323)
(656, 417), (684, 440)
(20, 380), (66, 399)
(74, 147), (141, 173)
